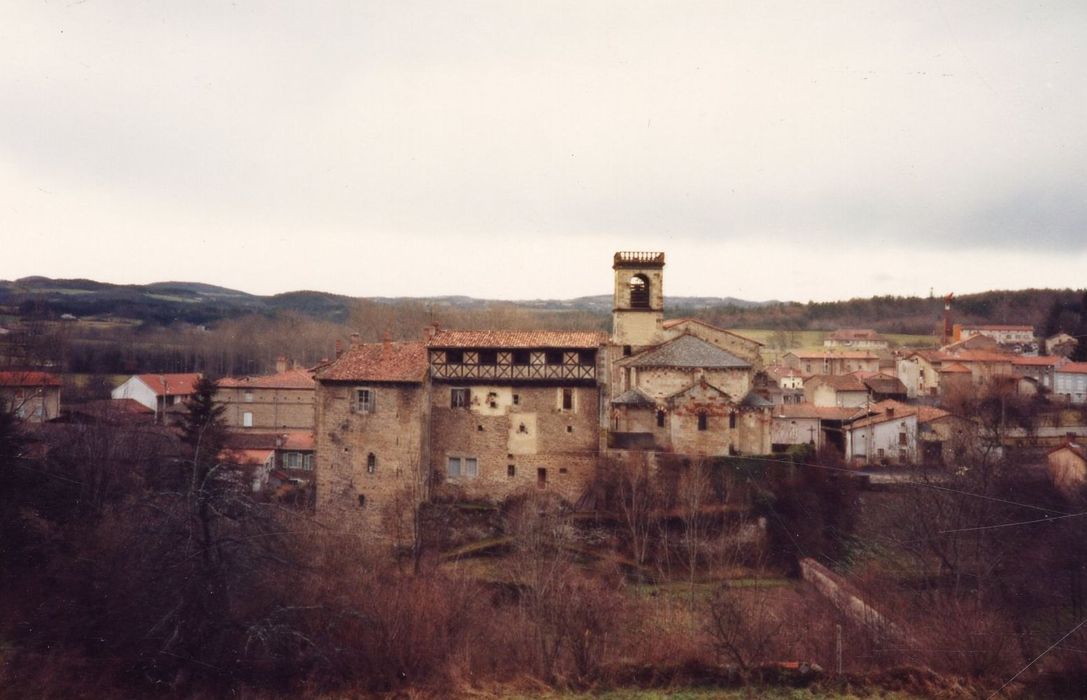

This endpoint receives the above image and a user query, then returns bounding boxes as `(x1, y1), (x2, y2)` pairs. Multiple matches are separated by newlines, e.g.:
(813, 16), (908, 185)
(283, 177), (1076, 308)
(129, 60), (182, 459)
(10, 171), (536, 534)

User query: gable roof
(786, 351), (879, 360)
(848, 399), (949, 428)
(665, 378), (732, 403)
(135, 373), (201, 396)
(610, 388), (656, 406)
(316, 342), (427, 383)
(1057, 362), (1087, 375)
(939, 362), (972, 374)
(807, 373), (868, 392)
(0, 371), (62, 388)
(426, 329), (606, 349)
(621, 334), (751, 369)
(774, 403), (858, 420)
(218, 367), (315, 390)
(661, 318), (764, 346)
(1048, 442), (1087, 462)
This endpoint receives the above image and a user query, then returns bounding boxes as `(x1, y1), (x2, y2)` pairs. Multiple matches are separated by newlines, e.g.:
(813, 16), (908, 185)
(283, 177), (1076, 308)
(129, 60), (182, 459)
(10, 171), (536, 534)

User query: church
(312, 252), (771, 533)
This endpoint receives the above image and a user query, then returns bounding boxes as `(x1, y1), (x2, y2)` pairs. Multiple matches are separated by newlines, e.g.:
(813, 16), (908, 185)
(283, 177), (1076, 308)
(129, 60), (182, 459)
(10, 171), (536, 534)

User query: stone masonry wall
(217, 387), (315, 430)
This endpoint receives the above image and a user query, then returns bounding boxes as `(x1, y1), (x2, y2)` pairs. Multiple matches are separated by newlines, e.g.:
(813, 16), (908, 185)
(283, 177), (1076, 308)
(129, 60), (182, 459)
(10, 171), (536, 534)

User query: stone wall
(314, 380), (427, 539)
(429, 383), (600, 502)
(217, 387), (315, 430)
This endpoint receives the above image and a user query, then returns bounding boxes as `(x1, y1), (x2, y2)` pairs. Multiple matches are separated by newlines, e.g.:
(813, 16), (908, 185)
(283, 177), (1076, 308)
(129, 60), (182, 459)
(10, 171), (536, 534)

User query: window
(450, 387), (469, 408)
(448, 456), (479, 479)
(561, 388), (574, 411)
(545, 350), (563, 366)
(356, 388), (375, 413)
(629, 274), (650, 308)
(898, 432), (908, 446)
(512, 350), (531, 366)
(537, 467), (547, 488)
(479, 349), (497, 365)
(623, 345), (632, 357)
(367, 453), (376, 474)
(243, 411), (253, 427)
(244, 391), (253, 403)
(286, 452), (301, 469)
(357, 494), (366, 508)
(517, 422), (528, 434)
(729, 413), (737, 429)
(656, 410), (665, 427)
(507, 464), (516, 478)
(512, 393), (520, 405)
(445, 349), (463, 364)
(697, 413), (708, 431)
(578, 350), (595, 366)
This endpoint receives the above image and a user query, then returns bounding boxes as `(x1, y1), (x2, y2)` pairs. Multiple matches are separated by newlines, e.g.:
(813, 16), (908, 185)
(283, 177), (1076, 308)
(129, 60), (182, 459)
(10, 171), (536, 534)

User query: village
(4, 252), (1087, 519)
(3, 253), (1087, 698)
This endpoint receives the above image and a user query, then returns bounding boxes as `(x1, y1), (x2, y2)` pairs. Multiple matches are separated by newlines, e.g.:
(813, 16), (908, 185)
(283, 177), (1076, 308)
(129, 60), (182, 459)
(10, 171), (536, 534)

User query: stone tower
(611, 251), (665, 351)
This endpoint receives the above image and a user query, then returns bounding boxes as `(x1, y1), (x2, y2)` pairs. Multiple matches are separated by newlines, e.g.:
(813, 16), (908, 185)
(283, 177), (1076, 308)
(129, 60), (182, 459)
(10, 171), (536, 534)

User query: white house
(1054, 363), (1087, 404)
(112, 373), (202, 414)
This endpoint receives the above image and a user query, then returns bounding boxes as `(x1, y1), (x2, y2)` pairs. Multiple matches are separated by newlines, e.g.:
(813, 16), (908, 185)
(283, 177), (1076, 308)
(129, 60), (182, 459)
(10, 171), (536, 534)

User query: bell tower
(611, 251), (665, 351)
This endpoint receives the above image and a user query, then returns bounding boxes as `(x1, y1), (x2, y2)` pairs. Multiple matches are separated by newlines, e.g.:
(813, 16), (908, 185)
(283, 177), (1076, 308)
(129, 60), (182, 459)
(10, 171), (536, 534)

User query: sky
(2, 1), (1086, 303)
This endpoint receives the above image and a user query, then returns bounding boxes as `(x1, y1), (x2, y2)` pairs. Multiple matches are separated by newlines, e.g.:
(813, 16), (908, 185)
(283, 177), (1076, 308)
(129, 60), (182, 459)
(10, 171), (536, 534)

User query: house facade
(0, 370), (62, 422)
(111, 373), (201, 414)
(215, 359), (316, 431)
(823, 329), (888, 350)
(1054, 363), (1087, 404)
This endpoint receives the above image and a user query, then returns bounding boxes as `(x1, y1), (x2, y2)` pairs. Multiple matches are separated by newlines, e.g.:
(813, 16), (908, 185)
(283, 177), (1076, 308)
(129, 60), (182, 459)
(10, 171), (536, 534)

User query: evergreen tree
(179, 376), (225, 464)
(1073, 291), (1087, 362)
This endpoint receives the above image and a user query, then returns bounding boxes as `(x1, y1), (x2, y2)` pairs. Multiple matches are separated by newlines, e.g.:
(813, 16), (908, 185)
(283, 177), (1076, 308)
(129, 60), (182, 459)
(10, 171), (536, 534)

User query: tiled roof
(623, 334), (751, 369)
(787, 351), (879, 360)
(961, 324), (1033, 331)
(1057, 362), (1087, 375)
(280, 431), (315, 450)
(848, 399), (949, 428)
(1012, 356), (1065, 367)
(0, 371), (62, 387)
(610, 388), (655, 406)
(218, 368), (315, 389)
(136, 373), (202, 396)
(220, 448), (274, 466)
(774, 403), (857, 420)
(939, 362), (972, 374)
(807, 374), (868, 392)
(426, 329), (607, 349)
(863, 374), (907, 394)
(316, 342), (427, 383)
(660, 318), (764, 346)
(942, 350), (1015, 363)
(1048, 442), (1087, 461)
(83, 398), (154, 415)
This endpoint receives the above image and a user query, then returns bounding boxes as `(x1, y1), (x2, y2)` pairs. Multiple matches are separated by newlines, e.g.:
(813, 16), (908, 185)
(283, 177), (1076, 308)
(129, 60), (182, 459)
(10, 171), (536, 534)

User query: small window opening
(512, 350), (531, 365)
(697, 413), (708, 431)
(507, 464), (516, 478)
(366, 453), (376, 474)
(629, 274), (650, 308)
(561, 388), (574, 411)
(656, 410), (665, 428)
(477, 424), (484, 432)
(545, 350), (563, 365)
(512, 393), (520, 405)
(559, 467), (568, 474)
(479, 350), (498, 366)
(451, 387), (469, 408)
(357, 494), (366, 508)
(537, 467), (547, 488)
(623, 345), (632, 357)
(518, 423), (528, 434)
(487, 391), (498, 408)
(729, 413), (737, 429)
(445, 349), (463, 364)
(578, 350), (594, 366)
(566, 425), (573, 433)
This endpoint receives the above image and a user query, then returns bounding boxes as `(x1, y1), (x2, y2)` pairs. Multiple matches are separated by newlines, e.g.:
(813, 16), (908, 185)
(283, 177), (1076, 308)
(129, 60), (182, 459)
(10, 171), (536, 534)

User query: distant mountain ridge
(0, 276), (778, 325)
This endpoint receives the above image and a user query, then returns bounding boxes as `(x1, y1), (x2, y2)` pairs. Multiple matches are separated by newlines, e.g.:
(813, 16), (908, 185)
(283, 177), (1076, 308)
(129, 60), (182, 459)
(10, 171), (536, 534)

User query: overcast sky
(2, 1), (1086, 303)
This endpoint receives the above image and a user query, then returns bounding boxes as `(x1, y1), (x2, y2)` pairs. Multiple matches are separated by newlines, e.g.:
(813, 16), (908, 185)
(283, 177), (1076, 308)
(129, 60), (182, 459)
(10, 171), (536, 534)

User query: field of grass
(732, 329), (937, 351)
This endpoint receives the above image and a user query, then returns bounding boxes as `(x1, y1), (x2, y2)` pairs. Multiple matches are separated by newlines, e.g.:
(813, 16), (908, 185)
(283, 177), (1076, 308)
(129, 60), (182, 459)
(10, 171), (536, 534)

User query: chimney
(383, 330), (392, 356)
(275, 356), (287, 374)
(885, 406), (895, 416)
(334, 339), (343, 359)
(350, 333), (361, 347)
(423, 323), (439, 342)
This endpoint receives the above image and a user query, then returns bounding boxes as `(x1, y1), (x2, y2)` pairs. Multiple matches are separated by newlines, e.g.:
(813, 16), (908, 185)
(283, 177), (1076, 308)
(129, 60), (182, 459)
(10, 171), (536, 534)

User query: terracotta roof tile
(774, 403), (857, 420)
(218, 368), (315, 389)
(0, 371), (62, 387)
(788, 351), (879, 360)
(136, 373), (202, 396)
(316, 342), (427, 383)
(1058, 362), (1087, 375)
(426, 329), (607, 349)
(1012, 356), (1066, 367)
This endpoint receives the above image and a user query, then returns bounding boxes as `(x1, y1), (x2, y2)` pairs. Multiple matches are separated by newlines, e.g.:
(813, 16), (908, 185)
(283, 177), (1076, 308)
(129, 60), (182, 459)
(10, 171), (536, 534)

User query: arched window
(367, 453), (376, 474)
(629, 274), (650, 308)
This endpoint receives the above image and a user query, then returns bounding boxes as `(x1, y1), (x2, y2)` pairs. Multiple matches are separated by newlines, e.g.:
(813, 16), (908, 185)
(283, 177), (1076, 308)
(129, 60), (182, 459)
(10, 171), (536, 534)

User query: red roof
(280, 431), (315, 450)
(1012, 356), (1065, 367)
(0, 371), (62, 387)
(788, 351), (879, 360)
(774, 403), (857, 420)
(220, 448), (274, 466)
(807, 374), (868, 391)
(1048, 442), (1086, 461)
(136, 373), (201, 396)
(939, 362), (972, 374)
(828, 329), (883, 341)
(1058, 362), (1087, 375)
(849, 399), (950, 428)
(317, 342), (427, 383)
(218, 368), (315, 389)
(426, 329), (607, 349)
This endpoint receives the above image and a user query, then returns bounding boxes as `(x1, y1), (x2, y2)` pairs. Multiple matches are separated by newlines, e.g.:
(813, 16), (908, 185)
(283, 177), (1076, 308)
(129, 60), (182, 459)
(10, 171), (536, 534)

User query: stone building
(313, 250), (773, 535)
(215, 358), (316, 431)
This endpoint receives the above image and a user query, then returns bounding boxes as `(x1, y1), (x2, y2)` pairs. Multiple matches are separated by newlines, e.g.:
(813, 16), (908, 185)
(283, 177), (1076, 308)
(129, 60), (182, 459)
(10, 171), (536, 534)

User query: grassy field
(732, 329), (938, 351)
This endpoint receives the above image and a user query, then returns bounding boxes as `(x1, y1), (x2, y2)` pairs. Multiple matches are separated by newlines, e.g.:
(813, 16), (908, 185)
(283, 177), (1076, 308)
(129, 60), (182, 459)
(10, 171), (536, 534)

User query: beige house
(823, 329), (888, 350)
(1047, 443), (1087, 497)
(783, 351), (879, 376)
(216, 359), (316, 431)
(0, 370), (62, 422)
